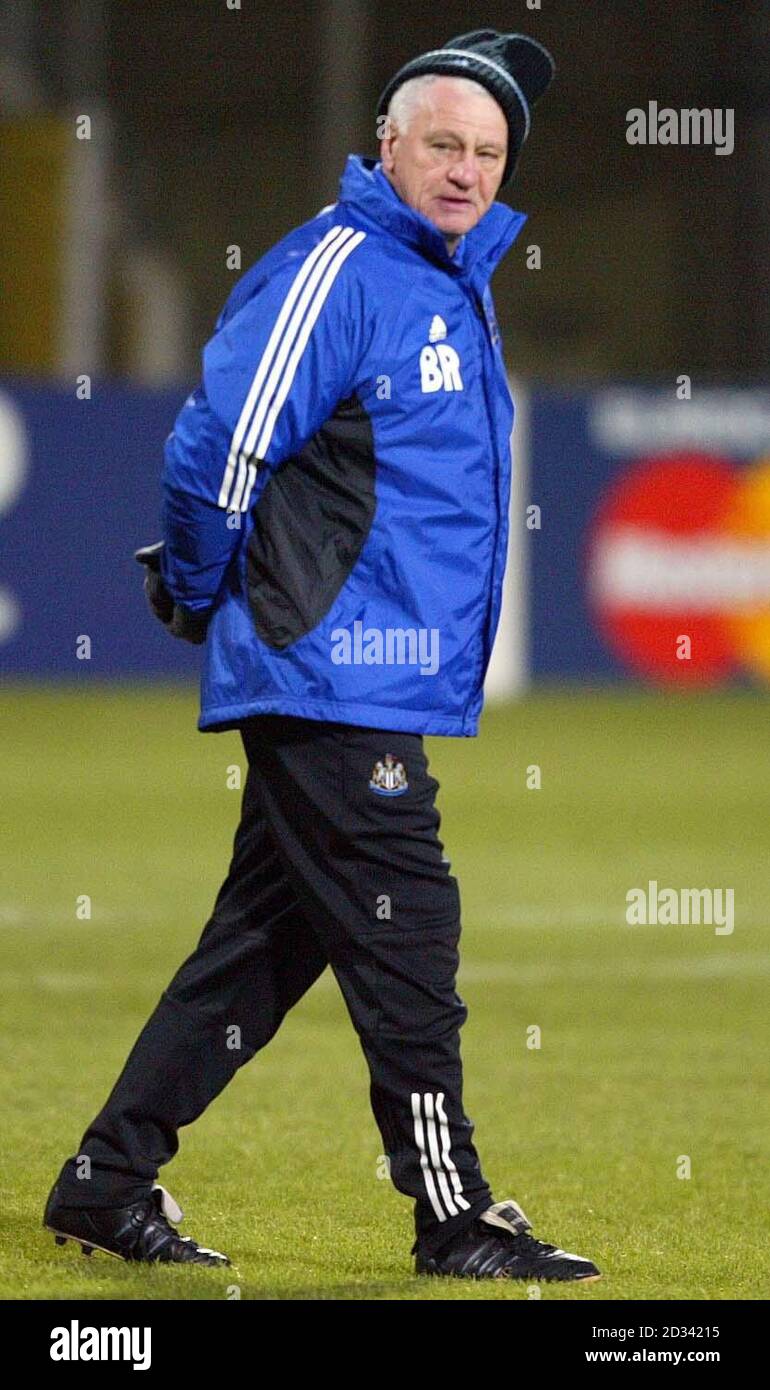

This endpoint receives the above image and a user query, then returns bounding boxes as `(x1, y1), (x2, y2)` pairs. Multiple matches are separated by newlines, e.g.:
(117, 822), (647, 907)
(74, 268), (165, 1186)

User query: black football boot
(415, 1199), (601, 1281)
(43, 1180), (231, 1266)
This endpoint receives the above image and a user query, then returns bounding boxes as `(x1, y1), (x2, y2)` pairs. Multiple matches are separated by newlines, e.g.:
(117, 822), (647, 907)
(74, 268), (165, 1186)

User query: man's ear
(379, 121), (398, 174)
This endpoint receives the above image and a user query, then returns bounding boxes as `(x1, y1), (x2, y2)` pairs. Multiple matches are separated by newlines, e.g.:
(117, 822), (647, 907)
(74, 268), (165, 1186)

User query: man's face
(380, 77), (508, 250)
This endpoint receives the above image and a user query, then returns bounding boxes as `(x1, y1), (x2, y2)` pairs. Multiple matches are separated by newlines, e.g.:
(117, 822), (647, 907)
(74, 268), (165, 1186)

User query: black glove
(135, 542), (210, 645)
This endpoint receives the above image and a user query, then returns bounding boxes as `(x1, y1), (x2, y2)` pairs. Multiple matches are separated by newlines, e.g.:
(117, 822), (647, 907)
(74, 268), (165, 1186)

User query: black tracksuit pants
(55, 715), (493, 1256)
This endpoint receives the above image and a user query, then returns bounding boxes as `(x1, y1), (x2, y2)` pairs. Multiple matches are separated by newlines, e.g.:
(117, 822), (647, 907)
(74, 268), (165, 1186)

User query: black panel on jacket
(245, 394), (376, 650)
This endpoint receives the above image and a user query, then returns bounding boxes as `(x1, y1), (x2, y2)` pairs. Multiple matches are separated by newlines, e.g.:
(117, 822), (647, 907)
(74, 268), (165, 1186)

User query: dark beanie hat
(377, 29), (555, 185)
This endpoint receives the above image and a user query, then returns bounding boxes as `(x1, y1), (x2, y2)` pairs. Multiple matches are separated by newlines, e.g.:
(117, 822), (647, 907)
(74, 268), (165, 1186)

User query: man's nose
(447, 157), (478, 188)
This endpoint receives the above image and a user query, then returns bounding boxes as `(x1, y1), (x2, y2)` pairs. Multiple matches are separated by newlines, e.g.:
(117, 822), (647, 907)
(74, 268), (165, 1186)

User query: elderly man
(44, 29), (600, 1283)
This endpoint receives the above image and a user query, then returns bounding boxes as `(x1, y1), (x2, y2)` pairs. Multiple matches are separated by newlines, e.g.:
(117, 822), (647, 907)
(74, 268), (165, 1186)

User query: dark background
(3, 0), (768, 383)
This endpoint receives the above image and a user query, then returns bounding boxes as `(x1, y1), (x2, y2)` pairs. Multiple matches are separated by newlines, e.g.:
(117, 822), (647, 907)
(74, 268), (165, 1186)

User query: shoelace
(504, 1231), (559, 1257)
(135, 1198), (185, 1254)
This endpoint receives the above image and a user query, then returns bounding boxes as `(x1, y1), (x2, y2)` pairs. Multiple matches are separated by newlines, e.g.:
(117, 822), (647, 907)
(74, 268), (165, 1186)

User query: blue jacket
(160, 154), (527, 736)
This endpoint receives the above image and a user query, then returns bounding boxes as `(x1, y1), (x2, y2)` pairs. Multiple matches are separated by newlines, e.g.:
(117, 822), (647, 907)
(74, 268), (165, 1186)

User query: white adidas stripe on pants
(411, 1091), (471, 1222)
(217, 224), (366, 513)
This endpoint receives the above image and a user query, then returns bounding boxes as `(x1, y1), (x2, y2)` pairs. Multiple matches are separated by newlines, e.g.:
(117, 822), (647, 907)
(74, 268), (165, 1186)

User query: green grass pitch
(1, 685), (768, 1300)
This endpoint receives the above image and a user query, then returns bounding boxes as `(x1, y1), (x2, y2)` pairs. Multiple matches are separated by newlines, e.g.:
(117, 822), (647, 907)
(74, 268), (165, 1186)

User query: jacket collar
(337, 154), (527, 291)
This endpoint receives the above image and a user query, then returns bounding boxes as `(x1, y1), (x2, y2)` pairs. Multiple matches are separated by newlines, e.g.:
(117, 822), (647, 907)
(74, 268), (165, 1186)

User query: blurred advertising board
(528, 387), (770, 685)
(2, 382), (770, 688)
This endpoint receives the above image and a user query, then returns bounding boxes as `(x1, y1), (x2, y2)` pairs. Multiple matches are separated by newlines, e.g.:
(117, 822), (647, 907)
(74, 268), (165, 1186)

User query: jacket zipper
(467, 289), (506, 702)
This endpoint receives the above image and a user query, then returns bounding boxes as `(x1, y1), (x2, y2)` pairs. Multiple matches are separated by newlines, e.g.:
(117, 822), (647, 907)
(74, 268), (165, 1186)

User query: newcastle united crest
(369, 753), (408, 797)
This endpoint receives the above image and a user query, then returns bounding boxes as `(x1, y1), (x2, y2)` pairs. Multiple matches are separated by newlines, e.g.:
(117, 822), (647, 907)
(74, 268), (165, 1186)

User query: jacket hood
(337, 154), (527, 288)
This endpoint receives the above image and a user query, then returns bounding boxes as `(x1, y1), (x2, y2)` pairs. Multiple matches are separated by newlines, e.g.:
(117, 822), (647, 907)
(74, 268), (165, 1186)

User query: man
(44, 29), (600, 1282)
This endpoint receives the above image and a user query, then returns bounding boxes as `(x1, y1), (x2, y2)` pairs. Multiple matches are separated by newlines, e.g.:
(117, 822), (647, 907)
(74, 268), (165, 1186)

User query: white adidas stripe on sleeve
(218, 224), (347, 510)
(217, 224), (366, 512)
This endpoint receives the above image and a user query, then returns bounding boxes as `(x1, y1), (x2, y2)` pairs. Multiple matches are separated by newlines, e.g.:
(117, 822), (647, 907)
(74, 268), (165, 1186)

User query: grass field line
(457, 952), (770, 984)
(475, 905), (614, 928)
(294, 951), (770, 986)
(0, 904), (167, 927)
(5, 950), (768, 996)
(4, 902), (768, 932)
(481, 905), (769, 929)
